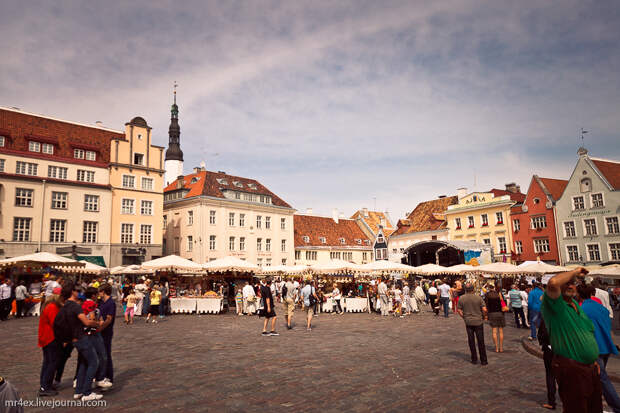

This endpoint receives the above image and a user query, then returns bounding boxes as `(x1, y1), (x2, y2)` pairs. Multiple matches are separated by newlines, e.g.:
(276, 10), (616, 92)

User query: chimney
(193, 166), (201, 174)
(457, 187), (467, 200)
(217, 171), (226, 174)
(438, 195), (446, 199)
(362, 208), (369, 218)
(95, 121), (103, 127)
(332, 208), (339, 224)
(200, 161), (206, 171)
(505, 182), (518, 193)
(306, 208), (313, 215)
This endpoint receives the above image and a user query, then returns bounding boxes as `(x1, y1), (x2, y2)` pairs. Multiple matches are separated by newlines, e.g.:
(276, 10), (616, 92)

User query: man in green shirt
(541, 267), (602, 413)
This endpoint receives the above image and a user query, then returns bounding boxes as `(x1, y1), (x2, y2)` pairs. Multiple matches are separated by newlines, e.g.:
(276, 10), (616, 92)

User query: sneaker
(261, 331), (270, 336)
(38, 388), (58, 397)
(73, 379), (77, 389)
(481, 361), (488, 366)
(307, 327), (312, 331)
(73, 394), (83, 400)
(81, 393), (103, 401)
(96, 379), (112, 389)
(269, 331), (279, 336)
(286, 325), (292, 330)
(528, 336), (535, 341)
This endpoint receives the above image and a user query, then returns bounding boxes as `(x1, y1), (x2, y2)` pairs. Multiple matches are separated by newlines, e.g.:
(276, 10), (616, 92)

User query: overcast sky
(2, 1), (619, 221)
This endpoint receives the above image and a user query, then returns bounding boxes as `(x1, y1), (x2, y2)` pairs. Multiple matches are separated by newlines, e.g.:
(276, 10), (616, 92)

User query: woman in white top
(332, 286), (343, 314)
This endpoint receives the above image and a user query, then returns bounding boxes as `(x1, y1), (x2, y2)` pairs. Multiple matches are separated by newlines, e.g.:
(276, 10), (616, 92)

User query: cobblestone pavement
(0, 307), (570, 412)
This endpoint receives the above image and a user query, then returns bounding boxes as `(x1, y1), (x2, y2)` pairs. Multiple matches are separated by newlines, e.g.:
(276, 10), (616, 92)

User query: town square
(1, 1), (620, 412)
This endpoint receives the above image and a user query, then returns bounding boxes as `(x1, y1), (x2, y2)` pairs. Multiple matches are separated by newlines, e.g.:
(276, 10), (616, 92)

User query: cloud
(1, 0), (619, 220)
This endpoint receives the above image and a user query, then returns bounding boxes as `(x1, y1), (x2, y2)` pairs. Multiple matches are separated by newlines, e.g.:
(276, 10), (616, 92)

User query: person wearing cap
(541, 267), (602, 412)
(528, 282), (544, 340)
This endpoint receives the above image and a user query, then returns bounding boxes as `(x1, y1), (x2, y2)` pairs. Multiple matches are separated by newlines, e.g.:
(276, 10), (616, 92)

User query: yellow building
(446, 185), (524, 263)
(109, 117), (164, 266)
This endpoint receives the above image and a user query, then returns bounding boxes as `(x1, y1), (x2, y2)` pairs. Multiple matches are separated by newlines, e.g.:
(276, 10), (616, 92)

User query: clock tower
(164, 83), (184, 186)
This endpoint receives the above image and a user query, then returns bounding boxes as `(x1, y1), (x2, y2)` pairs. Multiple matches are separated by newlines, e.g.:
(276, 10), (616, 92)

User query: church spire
(165, 81), (183, 162)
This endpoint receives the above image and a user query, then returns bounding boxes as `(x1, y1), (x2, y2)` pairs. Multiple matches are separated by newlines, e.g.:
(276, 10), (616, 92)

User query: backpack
(308, 287), (317, 306)
(53, 304), (73, 344)
(281, 284), (288, 299)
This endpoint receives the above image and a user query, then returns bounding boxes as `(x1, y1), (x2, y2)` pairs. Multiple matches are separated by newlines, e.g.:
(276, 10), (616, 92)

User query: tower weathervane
(173, 81), (178, 105)
(581, 127), (588, 145)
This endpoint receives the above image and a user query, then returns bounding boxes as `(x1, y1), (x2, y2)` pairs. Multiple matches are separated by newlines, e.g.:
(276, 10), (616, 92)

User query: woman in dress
(484, 282), (506, 352)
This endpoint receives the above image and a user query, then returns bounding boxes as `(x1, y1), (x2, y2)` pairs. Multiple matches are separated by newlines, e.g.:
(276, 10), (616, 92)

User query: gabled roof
(350, 210), (395, 237)
(391, 196), (458, 236)
(489, 189), (526, 204)
(537, 176), (568, 201)
(164, 170), (292, 208)
(294, 215), (372, 248)
(591, 158), (620, 190)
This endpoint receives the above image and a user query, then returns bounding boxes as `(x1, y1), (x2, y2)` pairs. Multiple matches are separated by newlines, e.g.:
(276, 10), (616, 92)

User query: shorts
(304, 305), (314, 315)
(149, 305), (159, 316)
(259, 308), (276, 318)
(284, 298), (295, 316)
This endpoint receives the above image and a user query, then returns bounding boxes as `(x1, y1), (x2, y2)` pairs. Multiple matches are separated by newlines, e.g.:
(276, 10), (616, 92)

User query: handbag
(500, 294), (509, 312)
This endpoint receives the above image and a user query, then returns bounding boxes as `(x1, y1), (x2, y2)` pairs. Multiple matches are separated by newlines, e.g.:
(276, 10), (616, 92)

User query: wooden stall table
(170, 297), (197, 314)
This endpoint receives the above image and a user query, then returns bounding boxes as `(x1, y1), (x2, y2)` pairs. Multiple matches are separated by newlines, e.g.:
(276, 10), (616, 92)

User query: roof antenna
(580, 127), (588, 145)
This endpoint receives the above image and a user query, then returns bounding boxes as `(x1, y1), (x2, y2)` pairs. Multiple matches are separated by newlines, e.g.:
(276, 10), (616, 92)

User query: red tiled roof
(350, 210), (395, 236)
(164, 170), (292, 208)
(489, 189), (526, 204)
(538, 177), (568, 201)
(294, 215), (372, 247)
(391, 196), (458, 236)
(592, 159), (620, 190)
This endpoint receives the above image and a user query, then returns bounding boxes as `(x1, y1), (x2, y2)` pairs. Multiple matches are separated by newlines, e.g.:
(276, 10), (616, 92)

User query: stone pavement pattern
(0, 309), (571, 412)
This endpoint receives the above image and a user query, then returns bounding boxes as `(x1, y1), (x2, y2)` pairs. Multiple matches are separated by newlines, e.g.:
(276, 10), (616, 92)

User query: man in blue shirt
(528, 282), (544, 340)
(579, 284), (620, 413)
(509, 285), (527, 328)
(98, 284), (116, 387)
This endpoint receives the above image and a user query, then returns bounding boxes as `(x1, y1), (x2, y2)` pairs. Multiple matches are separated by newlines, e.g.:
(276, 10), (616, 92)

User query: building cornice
(164, 194), (296, 213)
(446, 200), (514, 214)
(0, 148), (109, 168)
(0, 172), (111, 190)
(110, 162), (165, 174)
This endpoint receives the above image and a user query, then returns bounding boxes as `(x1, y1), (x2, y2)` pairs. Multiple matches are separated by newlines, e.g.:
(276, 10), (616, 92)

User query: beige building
(109, 117), (164, 266)
(294, 214), (373, 265)
(163, 168), (295, 266)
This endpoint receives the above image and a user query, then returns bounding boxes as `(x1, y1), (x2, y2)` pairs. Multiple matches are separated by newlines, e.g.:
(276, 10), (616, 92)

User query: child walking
(124, 289), (137, 324)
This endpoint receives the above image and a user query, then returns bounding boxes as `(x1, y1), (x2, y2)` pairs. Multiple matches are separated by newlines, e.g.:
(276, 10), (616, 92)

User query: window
(83, 195), (99, 212)
(42, 143), (54, 154)
(281, 218), (286, 230)
(239, 214), (245, 227)
(455, 218), (461, 230)
(85, 151), (96, 161)
(185, 210), (193, 225)
(295, 251), (301, 260)
(356, 239), (362, 245)
(16, 161), (38, 176)
(0, 136), (4, 147)
(229, 236), (235, 251)
(235, 192), (241, 199)
(49, 219), (66, 242)
(483, 238), (491, 245)
(468, 216), (474, 228)
(121, 199), (135, 214)
(141, 200), (153, 215)
(580, 178), (592, 193)
(567, 245), (579, 262)
(163, 215), (167, 228)
(281, 239), (286, 252)
(584, 219), (597, 236)
(15, 188), (33, 206)
(564, 221), (576, 237)
(187, 236), (193, 252)
(265, 239), (271, 252)
(610, 243), (620, 261)
(122, 175), (135, 188)
(606, 217), (619, 234)
(591, 193), (604, 208)
(481, 214), (488, 226)
(13, 217), (32, 241)
(209, 210), (216, 225)
(216, 178), (228, 185)
(531, 216), (547, 229)
(515, 241), (523, 254)
(133, 153), (144, 165)
(257, 258), (262, 267)
(495, 212), (504, 224)
(0, 159), (4, 172)
(282, 258), (287, 265)
(587, 244), (601, 261)
(257, 238), (262, 251)
(377, 235), (385, 243)
(340, 238), (346, 245)
(48, 165), (68, 179)
(28, 141), (40, 152)
(77, 170), (94, 182)
(573, 196), (585, 210)
(513, 219), (520, 232)
(319, 237), (326, 244)
(141, 177), (153, 190)
(343, 252), (353, 261)
(498, 237), (507, 253)
(74, 149), (85, 159)
(303, 236), (310, 243)
(265, 258), (271, 267)
(51, 192), (67, 209)
(265, 216), (271, 229)
(83, 221), (98, 243)
(229, 212), (235, 226)
(139, 224), (152, 244)
(534, 238), (550, 253)
(305, 251), (317, 260)
(121, 224), (134, 243)
(362, 252), (368, 261)
(239, 237), (245, 251)
(209, 235), (216, 250)
(256, 216), (262, 229)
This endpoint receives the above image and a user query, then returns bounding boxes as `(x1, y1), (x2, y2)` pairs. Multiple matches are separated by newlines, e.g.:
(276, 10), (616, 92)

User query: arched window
(580, 178), (591, 193)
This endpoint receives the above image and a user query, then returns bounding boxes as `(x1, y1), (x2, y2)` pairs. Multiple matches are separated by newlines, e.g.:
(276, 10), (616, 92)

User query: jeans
(513, 306), (527, 328)
(16, 299), (25, 317)
(439, 297), (450, 317)
(102, 332), (114, 382)
(40, 340), (61, 390)
(78, 334), (107, 382)
(55, 342), (73, 383)
(466, 324), (487, 363)
(159, 297), (166, 317)
(334, 299), (343, 314)
(543, 348), (556, 408)
(598, 354), (620, 413)
(529, 309), (541, 338)
(73, 336), (99, 396)
(0, 298), (10, 320)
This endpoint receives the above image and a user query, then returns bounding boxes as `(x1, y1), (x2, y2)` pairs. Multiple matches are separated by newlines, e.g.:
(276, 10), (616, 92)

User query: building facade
(0, 107), (123, 264)
(511, 175), (567, 265)
(108, 117), (165, 266)
(350, 208), (394, 261)
(294, 214), (373, 265)
(555, 149), (620, 265)
(164, 168), (295, 266)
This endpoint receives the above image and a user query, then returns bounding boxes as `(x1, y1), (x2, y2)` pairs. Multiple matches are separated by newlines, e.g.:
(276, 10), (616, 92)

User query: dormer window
(319, 237), (326, 244)
(0, 135), (5, 147)
(29, 141), (41, 152)
(233, 181), (243, 188)
(190, 177), (199, 184)
(364, 240), (371, 246)
(248, 183), (257, 190)
(339, 238), (346, 245)
(377, 235), (385, 243)
(74, 149), (85, 159)
(216, 178), (228, 185)
(302, 236), (310, 243)
(355, 239), (362, 245)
